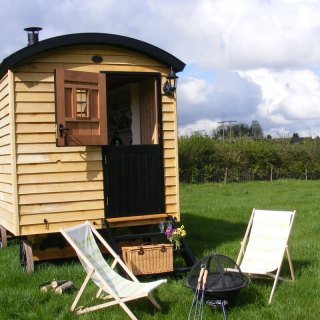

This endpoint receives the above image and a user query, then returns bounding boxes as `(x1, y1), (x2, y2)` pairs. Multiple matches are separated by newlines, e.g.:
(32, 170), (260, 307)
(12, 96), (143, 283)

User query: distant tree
(232, 123), (250, 138)
(250, 120), (264, 138)
(290, 132), (301, 144)
(214, 121), (265, 140)
(214, 124), (227, 140)
(214, 123), (240, 141)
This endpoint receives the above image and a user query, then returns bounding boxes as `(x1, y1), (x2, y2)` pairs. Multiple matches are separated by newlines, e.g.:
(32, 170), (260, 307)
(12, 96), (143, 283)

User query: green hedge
(178, 133), (320, 182)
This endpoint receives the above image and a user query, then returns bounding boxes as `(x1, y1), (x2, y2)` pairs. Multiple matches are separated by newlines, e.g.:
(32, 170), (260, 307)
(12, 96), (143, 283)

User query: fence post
(270, 166), (273, 182)
(224, 167), (228, 184)
(305, 169), (308, 181)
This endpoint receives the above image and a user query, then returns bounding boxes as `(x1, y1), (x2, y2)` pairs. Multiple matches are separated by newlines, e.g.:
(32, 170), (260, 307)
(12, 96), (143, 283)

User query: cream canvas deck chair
(60, 221), (166, 320)
(236, 209), (296, 304)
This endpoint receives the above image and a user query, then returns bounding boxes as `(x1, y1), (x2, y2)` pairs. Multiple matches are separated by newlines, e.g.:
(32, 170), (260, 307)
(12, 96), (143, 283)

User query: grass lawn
(1, 180), (319, 319)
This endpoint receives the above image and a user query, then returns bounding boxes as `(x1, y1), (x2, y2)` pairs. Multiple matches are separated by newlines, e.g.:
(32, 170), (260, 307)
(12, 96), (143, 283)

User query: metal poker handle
(198, 269), (209, 320)
(187, 264), (206, 320)
(198, 265), (205, 285)
(202, 269), (208, 290)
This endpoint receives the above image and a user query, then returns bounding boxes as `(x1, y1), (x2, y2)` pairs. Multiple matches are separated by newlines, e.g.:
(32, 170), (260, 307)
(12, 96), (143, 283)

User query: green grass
(1, 180), (320, 319)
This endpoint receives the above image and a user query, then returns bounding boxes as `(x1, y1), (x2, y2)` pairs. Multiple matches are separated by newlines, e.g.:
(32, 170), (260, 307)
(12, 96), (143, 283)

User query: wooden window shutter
(55, 69), (107, 146)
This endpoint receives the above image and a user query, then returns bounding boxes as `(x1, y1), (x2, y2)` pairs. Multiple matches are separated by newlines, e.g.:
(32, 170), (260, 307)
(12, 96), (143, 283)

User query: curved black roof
(0, 33), (185, 79)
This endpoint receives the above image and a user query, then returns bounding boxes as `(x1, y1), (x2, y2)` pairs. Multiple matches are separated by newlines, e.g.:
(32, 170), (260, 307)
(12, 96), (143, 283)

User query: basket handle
(160, 245), (167, 253)
(138, 242), (153, 255)
(138, 243), (168, 255)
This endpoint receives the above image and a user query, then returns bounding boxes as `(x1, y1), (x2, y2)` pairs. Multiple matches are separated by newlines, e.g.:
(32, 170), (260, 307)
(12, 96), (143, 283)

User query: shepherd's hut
(0, 28), (192, 271)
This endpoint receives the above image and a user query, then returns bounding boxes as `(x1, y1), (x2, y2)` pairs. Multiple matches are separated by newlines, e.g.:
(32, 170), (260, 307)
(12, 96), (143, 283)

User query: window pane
(76, 89), (90, 118)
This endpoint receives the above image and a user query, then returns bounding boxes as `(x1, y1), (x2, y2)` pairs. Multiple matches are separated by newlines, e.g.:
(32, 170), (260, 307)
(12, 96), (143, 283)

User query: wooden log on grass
(40, 283), (53, 292)
(55, 281), (74, 295)
(51, 280), (68, 289)
(40, 280), (68, 292)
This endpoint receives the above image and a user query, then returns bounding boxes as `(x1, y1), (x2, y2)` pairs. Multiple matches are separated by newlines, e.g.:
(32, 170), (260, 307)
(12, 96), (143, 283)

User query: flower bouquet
(165, 224), (187, 249)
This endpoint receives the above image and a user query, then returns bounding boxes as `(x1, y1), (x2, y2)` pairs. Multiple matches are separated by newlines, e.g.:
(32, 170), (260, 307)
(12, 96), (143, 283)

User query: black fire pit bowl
(186, 253), (250, 302)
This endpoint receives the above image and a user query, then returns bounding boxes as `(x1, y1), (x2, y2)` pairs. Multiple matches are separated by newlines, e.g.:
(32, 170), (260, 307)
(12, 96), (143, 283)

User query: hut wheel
(20, 240), (34, 273)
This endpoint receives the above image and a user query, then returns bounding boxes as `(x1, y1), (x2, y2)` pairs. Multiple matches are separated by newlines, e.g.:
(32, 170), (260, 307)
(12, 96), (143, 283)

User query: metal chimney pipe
(24, 27), (43, 45)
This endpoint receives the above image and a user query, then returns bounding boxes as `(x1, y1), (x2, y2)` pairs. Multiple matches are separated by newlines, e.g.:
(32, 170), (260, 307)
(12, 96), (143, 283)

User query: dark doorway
(102, 73), (165, 218)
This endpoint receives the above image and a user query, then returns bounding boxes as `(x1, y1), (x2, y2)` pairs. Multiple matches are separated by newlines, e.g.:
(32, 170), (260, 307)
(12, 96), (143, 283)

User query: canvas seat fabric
(236, 209), (295, 304)
(61, 221), (166, 319)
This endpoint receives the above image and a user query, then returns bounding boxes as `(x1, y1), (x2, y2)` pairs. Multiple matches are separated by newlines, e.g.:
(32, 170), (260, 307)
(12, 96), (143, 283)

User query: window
(55, 69), (107, 146)
(76, 89), (90, 118)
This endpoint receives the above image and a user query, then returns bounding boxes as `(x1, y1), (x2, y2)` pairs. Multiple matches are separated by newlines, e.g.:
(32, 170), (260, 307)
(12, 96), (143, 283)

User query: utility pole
(228, 121), (237, 141)
(217, 120), (237, 143)
(217, 121), (226, 143)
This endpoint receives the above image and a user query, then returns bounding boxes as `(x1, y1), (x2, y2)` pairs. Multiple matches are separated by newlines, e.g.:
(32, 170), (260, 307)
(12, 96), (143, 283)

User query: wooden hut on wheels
(0, 28), (192, 271)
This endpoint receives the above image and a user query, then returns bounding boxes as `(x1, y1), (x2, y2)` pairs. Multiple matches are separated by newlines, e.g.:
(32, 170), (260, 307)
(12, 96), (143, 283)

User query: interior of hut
(106, 75), (159, 146)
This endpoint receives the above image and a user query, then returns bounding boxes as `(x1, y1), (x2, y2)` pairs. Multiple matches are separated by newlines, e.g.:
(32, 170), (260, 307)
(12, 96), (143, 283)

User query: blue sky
(2, 0), (320, 137)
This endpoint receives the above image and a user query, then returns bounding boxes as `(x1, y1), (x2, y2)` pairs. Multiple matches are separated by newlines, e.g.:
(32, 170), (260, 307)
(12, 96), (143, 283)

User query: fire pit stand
(206, 299), (228, 320)
(185, 253), (250, 320)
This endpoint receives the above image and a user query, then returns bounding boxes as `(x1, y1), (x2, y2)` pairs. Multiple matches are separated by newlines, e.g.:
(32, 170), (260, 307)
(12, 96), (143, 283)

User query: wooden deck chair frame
(60, 221), (166, 320)
(236, 209), (295, 304)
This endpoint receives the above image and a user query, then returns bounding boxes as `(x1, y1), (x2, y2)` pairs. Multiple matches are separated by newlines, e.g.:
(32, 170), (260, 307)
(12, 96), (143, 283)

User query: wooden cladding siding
(162, 98), (179, 218)
(10, 45), (180, 235)
(0, 73), (16, 233)
(14, 72), (104, 234)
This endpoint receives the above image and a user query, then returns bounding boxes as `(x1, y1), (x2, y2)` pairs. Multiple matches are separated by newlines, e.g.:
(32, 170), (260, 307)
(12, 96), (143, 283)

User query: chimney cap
(24, 27), (42, 45)
(24, 27), (43, 32)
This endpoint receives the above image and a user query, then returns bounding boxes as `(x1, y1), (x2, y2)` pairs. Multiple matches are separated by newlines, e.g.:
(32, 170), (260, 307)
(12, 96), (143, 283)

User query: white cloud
(165, 0), (320, 70)
(2, 0), (320, 71)
(1, 0), (320, 137)
(3, 0), (320, 71)
(178, 77), (212, 105)
(178, 119), (219, 136)
(239, 68), (320, 135)
(178, 71), (261, 126)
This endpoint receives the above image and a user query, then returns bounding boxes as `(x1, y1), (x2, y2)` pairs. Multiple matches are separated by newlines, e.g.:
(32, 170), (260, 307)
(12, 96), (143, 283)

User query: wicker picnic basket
(122, 243), (173, 275)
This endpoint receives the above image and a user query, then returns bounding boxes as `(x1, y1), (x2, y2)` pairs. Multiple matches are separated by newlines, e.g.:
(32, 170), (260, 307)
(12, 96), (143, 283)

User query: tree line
(178, 132), (320, 183)
(215, 120), (264, 140)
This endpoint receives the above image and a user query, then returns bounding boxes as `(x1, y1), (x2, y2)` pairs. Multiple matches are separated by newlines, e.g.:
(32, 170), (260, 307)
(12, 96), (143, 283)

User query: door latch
(59, 124), (70, 145)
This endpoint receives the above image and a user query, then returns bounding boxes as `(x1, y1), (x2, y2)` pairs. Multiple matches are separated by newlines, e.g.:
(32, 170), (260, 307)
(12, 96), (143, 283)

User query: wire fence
(180, 167), (320, 184)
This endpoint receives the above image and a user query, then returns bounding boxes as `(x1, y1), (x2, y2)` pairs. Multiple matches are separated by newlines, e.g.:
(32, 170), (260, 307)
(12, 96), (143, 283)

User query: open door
(102, 74), (165, 218)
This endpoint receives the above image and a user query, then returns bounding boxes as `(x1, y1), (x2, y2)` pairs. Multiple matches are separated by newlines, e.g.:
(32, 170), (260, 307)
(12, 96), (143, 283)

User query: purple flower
(165, 226), (176, 239)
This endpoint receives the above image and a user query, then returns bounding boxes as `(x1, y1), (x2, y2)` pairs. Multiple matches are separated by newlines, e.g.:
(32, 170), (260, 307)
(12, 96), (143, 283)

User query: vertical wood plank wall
(162, 98), (180, 217)
(0, 74), (15, 233)
(6, 45), (180, 236)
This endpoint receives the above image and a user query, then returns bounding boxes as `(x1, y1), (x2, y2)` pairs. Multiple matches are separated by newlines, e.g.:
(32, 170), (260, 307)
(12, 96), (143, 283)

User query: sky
(1, 0), (320, 137)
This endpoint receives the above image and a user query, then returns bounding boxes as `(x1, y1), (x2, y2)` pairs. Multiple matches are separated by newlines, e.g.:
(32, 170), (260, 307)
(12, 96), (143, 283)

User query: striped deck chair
(236, 209), (296, 304)
(60, 221), (166, 320)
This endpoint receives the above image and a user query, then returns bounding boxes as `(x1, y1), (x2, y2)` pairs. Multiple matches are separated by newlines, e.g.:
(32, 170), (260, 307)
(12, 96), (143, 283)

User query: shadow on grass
(181, 212), (248, 259)
(286, 258), (311, 277)
(129, 297), (172, 318)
